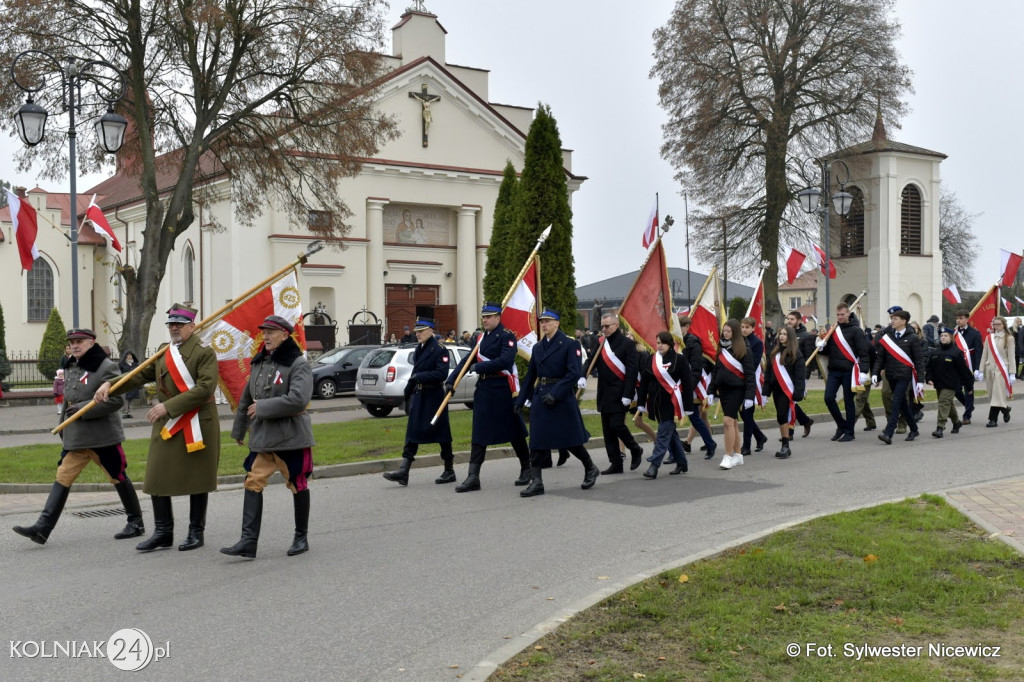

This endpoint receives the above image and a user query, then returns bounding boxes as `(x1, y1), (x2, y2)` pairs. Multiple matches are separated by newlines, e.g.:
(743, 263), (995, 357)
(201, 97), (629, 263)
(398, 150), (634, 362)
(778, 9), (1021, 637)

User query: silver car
(355, 343), (478, 417)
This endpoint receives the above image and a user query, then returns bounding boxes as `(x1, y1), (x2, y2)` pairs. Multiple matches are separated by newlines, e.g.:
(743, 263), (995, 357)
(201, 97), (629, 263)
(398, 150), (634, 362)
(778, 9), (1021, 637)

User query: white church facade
(0, 9), (584, 353)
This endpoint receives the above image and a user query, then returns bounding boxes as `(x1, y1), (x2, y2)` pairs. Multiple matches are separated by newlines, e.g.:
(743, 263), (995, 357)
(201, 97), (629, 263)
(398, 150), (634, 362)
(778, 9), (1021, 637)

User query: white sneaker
(732, 453), (744, 467)
(719, 453), (734, 470)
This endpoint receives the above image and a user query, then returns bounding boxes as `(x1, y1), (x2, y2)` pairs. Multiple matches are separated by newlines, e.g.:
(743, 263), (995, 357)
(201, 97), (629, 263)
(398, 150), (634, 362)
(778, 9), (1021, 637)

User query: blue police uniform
(514, 311), (599, 497)
(446, 305), (531, 492)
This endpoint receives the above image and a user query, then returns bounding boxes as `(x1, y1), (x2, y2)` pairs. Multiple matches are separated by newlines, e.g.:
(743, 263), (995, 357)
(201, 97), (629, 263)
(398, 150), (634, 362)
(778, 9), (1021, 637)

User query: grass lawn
(493, 495), (1024, 680)
(0, 388), (984, 484)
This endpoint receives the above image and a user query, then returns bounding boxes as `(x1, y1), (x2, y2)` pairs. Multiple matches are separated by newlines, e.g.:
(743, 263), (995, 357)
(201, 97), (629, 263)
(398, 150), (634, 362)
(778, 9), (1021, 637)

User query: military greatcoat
(113, 334), (220, 496)
(404, 334), (453, 444)
(516, 330), (590, 449)
(450, 323), (528, 446)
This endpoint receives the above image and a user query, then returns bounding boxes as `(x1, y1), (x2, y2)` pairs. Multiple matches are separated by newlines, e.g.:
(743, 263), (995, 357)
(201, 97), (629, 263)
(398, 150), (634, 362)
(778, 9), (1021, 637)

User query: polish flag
(942, 285), (961, 305)
(642, 199), (658, 249)
(85, 194), (121, 252)
(1016, 296), (1024, 308)
(689, 268), (723, 363)
(5, 189), (39, 270)
(502, 255), (539, 358)
(1002, 296), (1012, 314)
(811, 243), (836, 279)
(781, 245), (807, 284)
(1000, 249), (1023, 287)
(744, 274), (765, 343)
(198, 269), (306, 408)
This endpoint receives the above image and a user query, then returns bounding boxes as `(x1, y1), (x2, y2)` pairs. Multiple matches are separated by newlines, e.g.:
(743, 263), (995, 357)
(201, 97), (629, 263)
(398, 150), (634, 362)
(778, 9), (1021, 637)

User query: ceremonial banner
(968, 283), (1000, 341)
(502, 255), (540, 359)
(199, 269), (306, 408)
(689, 267), (723, 363)
(6, 189), (39, 270)
(620, 238), (683, 350)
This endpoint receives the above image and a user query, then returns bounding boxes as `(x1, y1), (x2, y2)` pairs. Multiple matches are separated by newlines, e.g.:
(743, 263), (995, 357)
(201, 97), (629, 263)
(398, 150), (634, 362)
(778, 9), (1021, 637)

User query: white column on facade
(366, 198), (389, 318)
(457, 205), (480, 332)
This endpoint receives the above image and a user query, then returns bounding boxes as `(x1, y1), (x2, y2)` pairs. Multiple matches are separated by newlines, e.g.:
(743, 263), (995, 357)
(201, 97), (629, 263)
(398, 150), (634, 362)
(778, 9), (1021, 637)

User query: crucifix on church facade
(409, 84), (441, 148)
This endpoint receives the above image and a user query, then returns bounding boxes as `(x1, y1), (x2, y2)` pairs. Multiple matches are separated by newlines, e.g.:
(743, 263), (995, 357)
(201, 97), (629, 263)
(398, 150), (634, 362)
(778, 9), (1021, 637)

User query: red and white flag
(502, 255), (539, 358)
(1000, 249), (1023, 287)
(1016, 295), (1024, 308)
(689, 267), (723, 364)
(5, 189), (39, 270)
(620, 238), (683, 350)
(942, 285), (961, 305)
(85, 194), (122, 252)
(1002, 296), (1012, 314)
(811, 243), (836, 279)
(198, 269), (306, 408)
(744, 273), (766, 343)
(781, 245), (806, 284)
(642, 198), (658, 249)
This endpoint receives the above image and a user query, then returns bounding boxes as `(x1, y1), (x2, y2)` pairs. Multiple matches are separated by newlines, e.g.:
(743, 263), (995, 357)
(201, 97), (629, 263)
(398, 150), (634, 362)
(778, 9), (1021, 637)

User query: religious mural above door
(383, 204), (452, 246)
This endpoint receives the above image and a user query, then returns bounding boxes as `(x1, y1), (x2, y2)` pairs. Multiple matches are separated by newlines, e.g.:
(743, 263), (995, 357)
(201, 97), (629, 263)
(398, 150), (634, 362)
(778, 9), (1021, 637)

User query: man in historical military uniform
(95, 304), (220, 552)
(514, 309), (599, 497)
(13, 328), (144, 545)
(383, 316), (456, 486)
(594, 312), (645, 474)
(222, 315), (315, 559)
(446, 302), (531, 492)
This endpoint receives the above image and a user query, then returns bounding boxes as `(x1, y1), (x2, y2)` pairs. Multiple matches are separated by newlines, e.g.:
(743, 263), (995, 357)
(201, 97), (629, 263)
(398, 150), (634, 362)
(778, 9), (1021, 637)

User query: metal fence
(0, 349), (155, 390)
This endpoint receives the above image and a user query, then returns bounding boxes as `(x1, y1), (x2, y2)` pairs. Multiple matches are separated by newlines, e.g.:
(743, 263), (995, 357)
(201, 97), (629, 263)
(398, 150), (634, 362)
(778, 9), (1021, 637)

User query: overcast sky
(3, 0), (1019, 293)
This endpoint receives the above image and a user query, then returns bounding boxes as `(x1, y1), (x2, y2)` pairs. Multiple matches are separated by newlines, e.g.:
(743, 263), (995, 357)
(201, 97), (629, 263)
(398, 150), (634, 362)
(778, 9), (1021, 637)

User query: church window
(839, 186), (865, 256)
(900, 185), (922, 255)
(27, 257), (54, 322)
(308, 210), (334, 234)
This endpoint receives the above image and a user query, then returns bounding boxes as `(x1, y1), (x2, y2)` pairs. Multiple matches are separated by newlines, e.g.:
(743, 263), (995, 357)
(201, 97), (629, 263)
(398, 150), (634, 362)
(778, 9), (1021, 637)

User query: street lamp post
(796, 158), (853, 326)
(11, 50), (128, 328)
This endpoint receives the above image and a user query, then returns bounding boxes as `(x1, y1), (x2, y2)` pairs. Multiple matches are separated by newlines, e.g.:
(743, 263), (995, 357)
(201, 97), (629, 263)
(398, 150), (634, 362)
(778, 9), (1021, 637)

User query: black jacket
(926, 342), (973, 392)
(872, 328), (926, 383)
(708, 340), (757, 400)
(637, 347), (694, 422)
(763, 349), (807, 402)
(595, 329), (639, 413)
(791, 323), (816, 365)
(823, 321), (869, 372)
(955, 324), (983, 371)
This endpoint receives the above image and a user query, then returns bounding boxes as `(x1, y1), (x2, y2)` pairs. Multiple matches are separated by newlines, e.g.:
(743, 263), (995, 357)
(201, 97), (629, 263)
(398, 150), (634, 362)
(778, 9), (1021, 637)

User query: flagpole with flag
(432, 226), (552, 424)
(5, 189), (40, 270)
(968, 280), (1002, 340)
(52, 241), (326, 435)
(642, 195), (659, 249)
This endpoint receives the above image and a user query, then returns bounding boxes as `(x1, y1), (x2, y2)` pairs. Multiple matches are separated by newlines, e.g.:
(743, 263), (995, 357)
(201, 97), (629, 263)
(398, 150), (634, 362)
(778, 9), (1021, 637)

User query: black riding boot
(178, 493), (207, 551)
(136, 496), (174, 552)
(987, 407), (1000, 428)
(573, 447), (600, 490)
(383, 457), (413, 486)
(220, 489), (263, 559)
(520, 467), (545, 497)
(775, 438), (792, 459)
(514, 448), (532, 486)
(288, 489), (310, 556)
(435, 446), (457, 484)
(12, 482), (70, 545)
(456, 462), (482, 492)
(113, 479), (146, 539)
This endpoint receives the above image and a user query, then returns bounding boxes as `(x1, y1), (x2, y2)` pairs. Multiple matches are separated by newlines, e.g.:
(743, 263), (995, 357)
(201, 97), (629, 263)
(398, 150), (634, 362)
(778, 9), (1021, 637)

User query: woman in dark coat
(762, 326), (806, 459)
(636, 331), (694, 478)
(118, 351), (141, 418)
(708, 319), (756, 470)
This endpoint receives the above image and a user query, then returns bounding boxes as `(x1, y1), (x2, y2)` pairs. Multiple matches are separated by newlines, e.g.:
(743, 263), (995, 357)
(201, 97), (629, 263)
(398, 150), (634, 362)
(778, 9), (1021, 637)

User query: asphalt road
(2, 410), (1023, 681)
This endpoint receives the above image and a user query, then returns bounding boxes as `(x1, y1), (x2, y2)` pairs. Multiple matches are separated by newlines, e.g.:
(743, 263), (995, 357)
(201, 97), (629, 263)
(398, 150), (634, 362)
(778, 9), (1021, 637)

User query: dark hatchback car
(310, 345), (378, 399)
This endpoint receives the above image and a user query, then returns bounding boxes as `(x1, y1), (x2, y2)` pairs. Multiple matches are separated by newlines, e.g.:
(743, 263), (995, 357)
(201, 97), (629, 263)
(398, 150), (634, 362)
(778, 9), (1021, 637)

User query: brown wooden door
(434, 304), (458, 339)
(386, 284), (439, 339)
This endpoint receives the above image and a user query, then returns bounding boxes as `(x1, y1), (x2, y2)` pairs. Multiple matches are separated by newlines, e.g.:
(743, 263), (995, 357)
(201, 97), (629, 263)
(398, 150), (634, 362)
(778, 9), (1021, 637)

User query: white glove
(858, 372), (869, 384)
(636, 405), (647, 414)
(974, 370), (983, 382)
(871, 375), (879, 387)
(621, 397), (632, 407)
(524, 399), (531, 408)
(684, 410), (695, 417)
(577, 377), (587, 390)
(815, 337), (827, 350)
(1011, 374), (1017, 385)
(743, 398), (754, 410)
(706, 395), (715, 406)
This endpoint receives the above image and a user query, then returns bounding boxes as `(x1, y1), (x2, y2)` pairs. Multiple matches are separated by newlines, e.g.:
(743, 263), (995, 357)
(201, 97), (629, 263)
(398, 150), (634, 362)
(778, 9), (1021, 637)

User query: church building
(0, 7), (585, 353)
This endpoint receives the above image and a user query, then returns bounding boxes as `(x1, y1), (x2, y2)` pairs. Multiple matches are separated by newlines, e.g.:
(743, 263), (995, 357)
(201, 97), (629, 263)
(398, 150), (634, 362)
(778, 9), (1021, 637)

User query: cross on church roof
(409, 0), (428, 12)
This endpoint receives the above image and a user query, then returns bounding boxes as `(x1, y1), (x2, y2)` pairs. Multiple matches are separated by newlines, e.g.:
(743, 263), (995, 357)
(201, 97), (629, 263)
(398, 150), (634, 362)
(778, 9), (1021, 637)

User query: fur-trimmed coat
(232, 337), (315, 452)
(61, 344), (124, 450)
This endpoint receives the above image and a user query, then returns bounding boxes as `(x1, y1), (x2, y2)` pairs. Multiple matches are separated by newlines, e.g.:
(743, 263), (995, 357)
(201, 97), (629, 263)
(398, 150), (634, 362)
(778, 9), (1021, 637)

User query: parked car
(355, 343), (479, 417)
(311, 345), (379, 399)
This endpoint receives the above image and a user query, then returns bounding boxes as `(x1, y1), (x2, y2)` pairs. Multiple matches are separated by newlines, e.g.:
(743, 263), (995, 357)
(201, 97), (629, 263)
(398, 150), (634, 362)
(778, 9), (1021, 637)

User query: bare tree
(938, 184), (980, 288)
(0, 0), (398, 353)
(652, 0), (912, 320)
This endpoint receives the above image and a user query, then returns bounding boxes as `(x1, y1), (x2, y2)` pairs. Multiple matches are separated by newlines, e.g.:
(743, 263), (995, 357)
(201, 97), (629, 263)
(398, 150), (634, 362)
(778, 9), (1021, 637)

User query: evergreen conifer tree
(511, 104), (576, 323)
(37, 308), (67, 381)
(483, 161), (519, 303)
(0, 302), (10, 384)
(728, 297), (749, 323)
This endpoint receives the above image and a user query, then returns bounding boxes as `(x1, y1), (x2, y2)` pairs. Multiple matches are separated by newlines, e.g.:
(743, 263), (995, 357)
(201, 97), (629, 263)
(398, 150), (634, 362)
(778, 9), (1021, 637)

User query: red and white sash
(652, 352), (684, 420)
(879, 333), (924, 399)
(160, 344), (205, 452)
(986, 333), (1013, 397)
(478, 347), (520, 395)
(599, 337), (626, 381)
(954, 330), (972, 372)
(753, 363), (768, 407)
(831, 327), (862, 390)
(771, 354), (797, 426)
(720, 348), (745, 380)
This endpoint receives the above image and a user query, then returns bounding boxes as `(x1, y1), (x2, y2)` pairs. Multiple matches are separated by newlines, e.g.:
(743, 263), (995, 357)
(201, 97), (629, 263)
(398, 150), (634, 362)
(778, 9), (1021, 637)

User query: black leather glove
(542, 393), (557, 407)
(64, 405), (78, 418)
(513, 403), (523, 415)
(403, 382), (415, 399)
(444, 382), (455, 394)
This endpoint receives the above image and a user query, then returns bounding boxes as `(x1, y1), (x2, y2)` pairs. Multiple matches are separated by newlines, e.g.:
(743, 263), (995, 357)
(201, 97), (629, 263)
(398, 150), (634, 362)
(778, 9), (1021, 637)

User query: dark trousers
(531, 445), (589, 467)
(793, 403), (811, 427)
(649, 420), (686, 467)
(689, 408), (715, 448)
(884, 377), (919, 437)
(955, 381), (976, 420)
(601, 410), (639, 461)
(825, 368), (856, 436)
(469, 437), (529, 465)
(740, 405), (764, 449)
